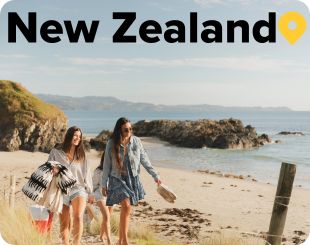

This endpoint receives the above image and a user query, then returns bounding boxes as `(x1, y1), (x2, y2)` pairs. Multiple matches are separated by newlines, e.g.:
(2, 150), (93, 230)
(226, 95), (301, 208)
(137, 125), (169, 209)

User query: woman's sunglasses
(122, 127), (132, 133)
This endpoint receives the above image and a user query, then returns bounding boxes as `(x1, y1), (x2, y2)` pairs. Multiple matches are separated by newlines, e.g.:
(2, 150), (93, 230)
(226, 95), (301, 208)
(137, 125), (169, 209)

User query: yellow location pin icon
(279, 12), (307, 45)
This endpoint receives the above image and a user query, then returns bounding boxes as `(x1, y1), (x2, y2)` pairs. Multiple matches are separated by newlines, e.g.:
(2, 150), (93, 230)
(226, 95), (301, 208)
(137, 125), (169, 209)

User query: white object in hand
(0, 0), (12, 12)
(298, 0), (310, 12)
(157, 184), (177, 203)
(300, 234), (310, 245)
(0, 232), (11, 245)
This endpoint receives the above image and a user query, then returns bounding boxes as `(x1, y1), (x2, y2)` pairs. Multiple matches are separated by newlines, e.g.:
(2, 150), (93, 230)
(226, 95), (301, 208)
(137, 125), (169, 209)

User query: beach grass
(0, 198), (266, 245)
(0, 80), (65, 126)
(88, 211), (268, 245)
(0, 201), (283, 245)
(89, 211), (184, 245)
(0, 201), (50, 245)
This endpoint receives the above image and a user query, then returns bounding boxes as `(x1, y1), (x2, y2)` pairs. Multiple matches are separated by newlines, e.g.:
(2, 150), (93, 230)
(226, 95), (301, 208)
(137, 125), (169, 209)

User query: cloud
(147, 2), (175, 12)
(0, 63), (128, 78)
(32, 65), (127, 75)
(193, 0), (256, 7)
(66, 56), (310, 73)
(192, 0), (300, 8)
(0, 54), (30, 59)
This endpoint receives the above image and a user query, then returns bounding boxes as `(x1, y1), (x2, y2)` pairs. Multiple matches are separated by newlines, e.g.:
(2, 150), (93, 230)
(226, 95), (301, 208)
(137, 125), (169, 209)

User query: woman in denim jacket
(101, 117), (161, 245)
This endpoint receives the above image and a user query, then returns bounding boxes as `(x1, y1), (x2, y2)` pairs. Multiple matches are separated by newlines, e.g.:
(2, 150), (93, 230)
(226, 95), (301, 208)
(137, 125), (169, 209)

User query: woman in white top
(92, 152), (113, 244)
(48, 126), (94, 245)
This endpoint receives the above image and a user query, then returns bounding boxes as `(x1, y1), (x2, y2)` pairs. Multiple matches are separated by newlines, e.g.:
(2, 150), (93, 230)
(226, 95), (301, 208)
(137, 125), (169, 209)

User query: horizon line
(35, 93), (309, 112)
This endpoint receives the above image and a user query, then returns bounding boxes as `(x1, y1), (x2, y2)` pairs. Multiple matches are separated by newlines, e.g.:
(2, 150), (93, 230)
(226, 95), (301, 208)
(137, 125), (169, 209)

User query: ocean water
(65, 110), (310, 188)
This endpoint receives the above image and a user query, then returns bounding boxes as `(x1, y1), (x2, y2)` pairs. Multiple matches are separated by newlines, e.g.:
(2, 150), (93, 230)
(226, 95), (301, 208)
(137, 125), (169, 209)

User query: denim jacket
(101, 136), (160, 188)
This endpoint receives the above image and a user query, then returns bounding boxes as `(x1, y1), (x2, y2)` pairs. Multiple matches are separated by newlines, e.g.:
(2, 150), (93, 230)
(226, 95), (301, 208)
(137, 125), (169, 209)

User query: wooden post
(266, 162), (296, 245)
(9, 175), (16, 209)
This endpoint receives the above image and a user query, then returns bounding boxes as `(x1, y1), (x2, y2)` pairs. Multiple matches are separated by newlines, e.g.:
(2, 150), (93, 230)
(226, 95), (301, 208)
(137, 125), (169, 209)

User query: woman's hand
(155, 179), (162, 186)
(102, 188), (107, 197)
(88, 195), (95, 204)
(52, 167), (60, 176)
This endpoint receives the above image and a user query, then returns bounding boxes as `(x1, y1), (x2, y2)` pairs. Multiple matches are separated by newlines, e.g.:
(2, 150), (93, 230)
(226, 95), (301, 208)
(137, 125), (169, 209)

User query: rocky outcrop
(89, 130), (111, 151)
(0, 80), (67, 152)
(278, 131), (305, 136)
(133, 119), (271, 149)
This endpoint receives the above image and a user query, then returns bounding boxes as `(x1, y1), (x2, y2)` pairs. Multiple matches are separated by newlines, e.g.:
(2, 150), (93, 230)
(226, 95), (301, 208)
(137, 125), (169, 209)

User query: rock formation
(89, 130), (111, 151)
(133, 119), (271, 149)
(0, 80), (67, 152)
(278, 131), (304, 136)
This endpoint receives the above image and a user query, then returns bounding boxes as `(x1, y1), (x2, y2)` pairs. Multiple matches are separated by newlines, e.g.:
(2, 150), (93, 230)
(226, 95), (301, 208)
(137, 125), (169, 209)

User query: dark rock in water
(275, 140), (282, 144)
(133, 119), (271, 149)
(278, 131), (305, 136)
(90, 130), (112, 151)
(0, 80), (67, 152)
(258, 134), (272, 145)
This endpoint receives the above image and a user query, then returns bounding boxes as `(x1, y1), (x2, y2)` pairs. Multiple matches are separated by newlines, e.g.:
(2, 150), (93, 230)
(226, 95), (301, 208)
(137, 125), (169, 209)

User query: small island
(90, 119), (271, 150)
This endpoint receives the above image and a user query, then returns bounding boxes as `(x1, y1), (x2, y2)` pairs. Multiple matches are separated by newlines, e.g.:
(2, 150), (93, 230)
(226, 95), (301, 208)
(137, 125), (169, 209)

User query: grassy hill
(0, 80), (65, 127)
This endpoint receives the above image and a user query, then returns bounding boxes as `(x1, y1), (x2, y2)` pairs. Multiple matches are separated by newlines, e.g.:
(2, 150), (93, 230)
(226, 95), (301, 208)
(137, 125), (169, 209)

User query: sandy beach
(0, 139), (310, 244)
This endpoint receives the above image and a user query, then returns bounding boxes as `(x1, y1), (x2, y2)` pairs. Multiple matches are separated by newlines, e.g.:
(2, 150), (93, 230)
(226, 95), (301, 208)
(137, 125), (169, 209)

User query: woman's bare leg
(97, 200), (113, 244)
(85, 203), (96, 221)
(59, 205), (70, 245)
(71, 196), (87, 245)
(119, 198), (131, 245)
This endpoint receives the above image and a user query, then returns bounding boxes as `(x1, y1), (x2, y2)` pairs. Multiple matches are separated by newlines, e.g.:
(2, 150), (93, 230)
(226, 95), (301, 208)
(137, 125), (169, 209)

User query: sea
(64, 110), (310, 188)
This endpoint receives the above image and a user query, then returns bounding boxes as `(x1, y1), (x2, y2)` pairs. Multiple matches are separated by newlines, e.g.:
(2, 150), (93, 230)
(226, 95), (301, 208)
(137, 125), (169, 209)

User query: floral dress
(106, 151), (145, 206)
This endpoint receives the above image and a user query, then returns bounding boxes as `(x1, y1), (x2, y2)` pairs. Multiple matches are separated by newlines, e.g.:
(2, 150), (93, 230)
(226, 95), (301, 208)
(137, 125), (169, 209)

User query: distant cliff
(0, 81), (67, 152)
(37, 94), (291, 113)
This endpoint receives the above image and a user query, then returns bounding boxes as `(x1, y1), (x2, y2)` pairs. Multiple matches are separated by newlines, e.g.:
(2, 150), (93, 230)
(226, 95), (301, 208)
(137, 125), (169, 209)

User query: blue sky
(0, 0), (309, 110)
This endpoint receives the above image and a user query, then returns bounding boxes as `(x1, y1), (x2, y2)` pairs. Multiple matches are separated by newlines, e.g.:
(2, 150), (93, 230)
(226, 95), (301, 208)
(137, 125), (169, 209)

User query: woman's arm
(47, 148), (56, 161)
(101, 140), (113, 189)
(84, 158), (94, 203)
(137, 138), (161, 184)
(85, 159), (93, 193)
(48, 148), (59, 175)
(92, 169), (100, 193)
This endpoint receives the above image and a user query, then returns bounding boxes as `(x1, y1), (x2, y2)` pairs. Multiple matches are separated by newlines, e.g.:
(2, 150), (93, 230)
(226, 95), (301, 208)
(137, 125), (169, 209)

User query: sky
(0, 0), (309, 110)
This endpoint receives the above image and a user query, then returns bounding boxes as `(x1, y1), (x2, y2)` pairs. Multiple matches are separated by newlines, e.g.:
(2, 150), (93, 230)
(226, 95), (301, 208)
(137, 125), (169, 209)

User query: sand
(0, 140), (310, 244)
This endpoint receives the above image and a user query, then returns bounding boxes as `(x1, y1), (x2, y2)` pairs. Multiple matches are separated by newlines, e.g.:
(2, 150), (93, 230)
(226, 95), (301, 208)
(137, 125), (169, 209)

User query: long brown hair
(62, 126), (85, 162)
(111, 117), (130, 170)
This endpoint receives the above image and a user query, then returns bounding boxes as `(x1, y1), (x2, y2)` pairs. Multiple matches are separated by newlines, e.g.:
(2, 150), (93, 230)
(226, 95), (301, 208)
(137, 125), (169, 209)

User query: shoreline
(0, 149), (309, 244)
(141, 136), (310, 189)
(83, 135), (310, 190)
